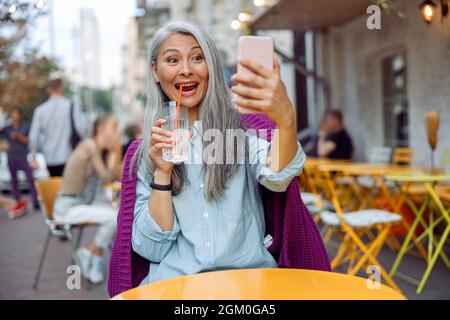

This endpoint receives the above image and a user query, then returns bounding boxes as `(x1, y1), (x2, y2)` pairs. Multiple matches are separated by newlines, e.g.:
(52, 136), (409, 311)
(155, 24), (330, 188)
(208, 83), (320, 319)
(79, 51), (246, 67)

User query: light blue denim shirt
(132, 121), (306, 284)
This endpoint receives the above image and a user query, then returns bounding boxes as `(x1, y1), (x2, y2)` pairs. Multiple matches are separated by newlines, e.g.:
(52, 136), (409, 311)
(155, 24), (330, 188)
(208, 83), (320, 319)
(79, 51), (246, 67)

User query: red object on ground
(373, 196), (425, 237)
(8, 200), (28, 220)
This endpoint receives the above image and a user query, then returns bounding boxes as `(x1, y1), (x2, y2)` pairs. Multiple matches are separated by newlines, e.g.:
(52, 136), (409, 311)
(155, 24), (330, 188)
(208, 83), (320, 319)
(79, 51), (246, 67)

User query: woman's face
(152, 34), (209, 109)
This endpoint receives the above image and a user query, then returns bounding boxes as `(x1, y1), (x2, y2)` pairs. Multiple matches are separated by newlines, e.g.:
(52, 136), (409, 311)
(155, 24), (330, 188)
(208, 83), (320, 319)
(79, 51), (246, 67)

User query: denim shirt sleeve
(132, 161), (181, 262)
(248, 134), (306, 192)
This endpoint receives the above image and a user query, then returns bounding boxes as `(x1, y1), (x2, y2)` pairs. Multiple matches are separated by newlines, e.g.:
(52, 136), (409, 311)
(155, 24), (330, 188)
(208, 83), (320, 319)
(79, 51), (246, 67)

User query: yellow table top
(385, 172), (450, 182)
(112, 268), (406, 300)
(317, 163), (424, 175)
(304, 158), (351, 169)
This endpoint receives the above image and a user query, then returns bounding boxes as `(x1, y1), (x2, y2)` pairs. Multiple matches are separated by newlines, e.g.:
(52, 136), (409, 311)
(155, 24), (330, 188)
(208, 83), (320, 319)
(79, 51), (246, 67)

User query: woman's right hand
(149, 119), (174, 175)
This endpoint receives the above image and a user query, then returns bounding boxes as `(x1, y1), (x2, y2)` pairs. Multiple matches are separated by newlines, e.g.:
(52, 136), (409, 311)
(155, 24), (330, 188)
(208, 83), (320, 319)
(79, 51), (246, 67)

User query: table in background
(317, 163), (422, 211)
(386, 172), (450, 294)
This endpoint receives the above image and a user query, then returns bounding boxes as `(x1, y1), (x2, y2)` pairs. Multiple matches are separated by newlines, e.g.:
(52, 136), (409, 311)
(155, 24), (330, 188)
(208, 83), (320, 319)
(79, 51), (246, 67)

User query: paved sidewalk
(0, 205), (108, 299)
(0, 196), (449, 299)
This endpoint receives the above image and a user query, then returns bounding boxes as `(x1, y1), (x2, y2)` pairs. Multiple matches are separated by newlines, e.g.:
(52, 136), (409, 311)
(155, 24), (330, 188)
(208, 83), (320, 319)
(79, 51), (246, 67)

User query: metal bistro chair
(300, 166), (339, 249)
(317, 168), (403, 292)
(369, 147), (392, 164)
(33, 178), (96, 289)
(392, 147), (414, 166)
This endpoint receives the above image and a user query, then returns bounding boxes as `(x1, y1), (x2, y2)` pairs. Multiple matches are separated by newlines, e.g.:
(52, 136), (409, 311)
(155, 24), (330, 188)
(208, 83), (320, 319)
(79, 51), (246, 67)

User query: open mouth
(175, 81), (199, 97)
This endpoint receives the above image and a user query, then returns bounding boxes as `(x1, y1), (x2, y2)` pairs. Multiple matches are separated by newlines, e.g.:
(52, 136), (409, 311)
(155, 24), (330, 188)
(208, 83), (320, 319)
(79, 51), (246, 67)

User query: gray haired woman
(131, 21), (306, 284)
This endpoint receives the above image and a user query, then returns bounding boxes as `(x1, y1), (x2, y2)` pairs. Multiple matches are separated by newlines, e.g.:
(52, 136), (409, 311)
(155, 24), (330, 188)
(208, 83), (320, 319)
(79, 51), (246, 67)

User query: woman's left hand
(231, 57), (295, 128)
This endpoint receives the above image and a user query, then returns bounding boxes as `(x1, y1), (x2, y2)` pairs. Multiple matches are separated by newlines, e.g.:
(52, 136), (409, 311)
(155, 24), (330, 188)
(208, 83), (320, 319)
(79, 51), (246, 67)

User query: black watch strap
(150, 181), (173, 191)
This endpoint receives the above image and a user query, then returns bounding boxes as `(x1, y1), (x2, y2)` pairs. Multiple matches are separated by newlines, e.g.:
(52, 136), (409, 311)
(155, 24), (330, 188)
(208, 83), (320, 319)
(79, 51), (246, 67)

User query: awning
(250, 0), (372, 31)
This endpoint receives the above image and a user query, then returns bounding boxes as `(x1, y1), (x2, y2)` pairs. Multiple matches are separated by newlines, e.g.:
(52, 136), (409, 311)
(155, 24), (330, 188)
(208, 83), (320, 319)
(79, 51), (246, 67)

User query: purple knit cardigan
(108, 113), (330, 297)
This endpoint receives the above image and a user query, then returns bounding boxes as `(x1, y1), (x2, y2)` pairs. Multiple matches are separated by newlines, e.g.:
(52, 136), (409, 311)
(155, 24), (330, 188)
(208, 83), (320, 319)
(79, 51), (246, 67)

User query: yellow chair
(33, 178), (96, 289)
(301, 166), (344, 248)
(392, 147), (414, 166)
(317, 169), (402, 292)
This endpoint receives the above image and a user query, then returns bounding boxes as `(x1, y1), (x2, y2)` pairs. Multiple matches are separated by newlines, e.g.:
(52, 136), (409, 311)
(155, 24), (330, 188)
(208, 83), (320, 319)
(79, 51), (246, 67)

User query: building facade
(318, 1), (450, 165)
(120, 0), (297, 130)
(251, 0), (450, 166)
(78, 8), (101, 89)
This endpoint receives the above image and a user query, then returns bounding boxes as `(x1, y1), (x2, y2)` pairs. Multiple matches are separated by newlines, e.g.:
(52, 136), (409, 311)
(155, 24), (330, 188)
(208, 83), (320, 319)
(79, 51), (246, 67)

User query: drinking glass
(161, 101), (189, 163)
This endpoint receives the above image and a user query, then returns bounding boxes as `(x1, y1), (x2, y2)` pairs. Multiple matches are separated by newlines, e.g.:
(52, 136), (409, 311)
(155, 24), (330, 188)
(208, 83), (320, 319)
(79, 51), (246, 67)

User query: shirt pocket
(222, 167), (253, 222)
(223, 195), (256, 225)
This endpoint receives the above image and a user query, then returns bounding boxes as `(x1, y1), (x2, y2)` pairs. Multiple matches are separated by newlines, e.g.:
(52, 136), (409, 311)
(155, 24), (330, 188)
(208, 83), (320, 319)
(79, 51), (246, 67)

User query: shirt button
(205, 242), (211, 247)
(203, 212), (209, 218)
(200, 183), (204, 188)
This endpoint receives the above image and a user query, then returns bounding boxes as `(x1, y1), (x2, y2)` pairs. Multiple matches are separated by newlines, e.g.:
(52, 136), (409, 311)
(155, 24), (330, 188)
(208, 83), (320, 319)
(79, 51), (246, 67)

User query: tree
(0, 0), (47, 61)
(0, 0), (61, 120)
(1, 51), (61, 120)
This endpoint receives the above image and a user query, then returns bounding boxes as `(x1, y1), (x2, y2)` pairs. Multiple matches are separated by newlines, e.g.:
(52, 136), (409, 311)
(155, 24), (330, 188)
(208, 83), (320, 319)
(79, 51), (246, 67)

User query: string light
(230, 19), (241, 30)
(238, 12), (251, 22)
(254, 0), (265, 7)
(420, 0), (437, 23)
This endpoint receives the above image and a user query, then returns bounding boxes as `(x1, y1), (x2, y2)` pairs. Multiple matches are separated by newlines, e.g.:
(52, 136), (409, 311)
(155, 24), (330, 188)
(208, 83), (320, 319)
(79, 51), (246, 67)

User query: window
(382, 53), (409, 147)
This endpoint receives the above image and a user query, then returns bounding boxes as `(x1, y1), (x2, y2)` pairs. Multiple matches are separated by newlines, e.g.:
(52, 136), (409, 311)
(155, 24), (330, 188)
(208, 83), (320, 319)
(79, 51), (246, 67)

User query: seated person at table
(313, 110), (353, 160)
(53, 114), (122, 284)
(131, 21), (305, 285)
(303, 117), (324, 156)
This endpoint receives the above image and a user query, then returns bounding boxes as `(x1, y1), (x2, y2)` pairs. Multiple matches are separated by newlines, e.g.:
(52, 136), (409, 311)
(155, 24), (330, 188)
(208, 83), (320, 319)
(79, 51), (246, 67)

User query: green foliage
(0, 0), (62, 120)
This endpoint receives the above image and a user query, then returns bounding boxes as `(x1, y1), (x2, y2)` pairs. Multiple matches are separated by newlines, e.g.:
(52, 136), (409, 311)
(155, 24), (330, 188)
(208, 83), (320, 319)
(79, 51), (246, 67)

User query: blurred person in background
(122, 123), (143, 158)
(53, 114), (122, 284)
(29, 78), (87, 177)
(314, 109), (353, 160)
(0, 107), (39, 218)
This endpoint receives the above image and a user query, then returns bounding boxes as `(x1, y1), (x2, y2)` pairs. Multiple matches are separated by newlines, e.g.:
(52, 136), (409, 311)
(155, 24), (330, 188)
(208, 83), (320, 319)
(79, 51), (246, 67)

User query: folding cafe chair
(33, 178), (97, 289)
(317, 168), (403, 291)
(300, 164), (334, 219)
(300, 165), (342, 248)
(392, 147), (414, 166)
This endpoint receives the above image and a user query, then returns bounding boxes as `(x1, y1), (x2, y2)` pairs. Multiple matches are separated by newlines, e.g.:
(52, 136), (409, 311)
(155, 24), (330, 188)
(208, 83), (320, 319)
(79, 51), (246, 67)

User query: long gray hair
(131, 21), (243, 201)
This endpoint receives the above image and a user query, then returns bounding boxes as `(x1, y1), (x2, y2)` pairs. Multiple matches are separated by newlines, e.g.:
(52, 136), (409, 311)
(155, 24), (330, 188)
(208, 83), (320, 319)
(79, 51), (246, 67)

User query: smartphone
(237, 36), (274, 76)
(235, 36), (274, 113)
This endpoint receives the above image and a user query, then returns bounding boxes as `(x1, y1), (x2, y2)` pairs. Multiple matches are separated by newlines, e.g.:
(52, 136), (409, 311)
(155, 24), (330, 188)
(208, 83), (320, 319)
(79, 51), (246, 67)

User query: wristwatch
(150, 181), (173, 191)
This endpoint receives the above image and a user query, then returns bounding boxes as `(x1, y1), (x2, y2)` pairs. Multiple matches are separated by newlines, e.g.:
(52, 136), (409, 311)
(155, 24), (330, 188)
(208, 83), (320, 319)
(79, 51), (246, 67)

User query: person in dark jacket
(0, 107), (39, 218)
(316, 109), (353, 160)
